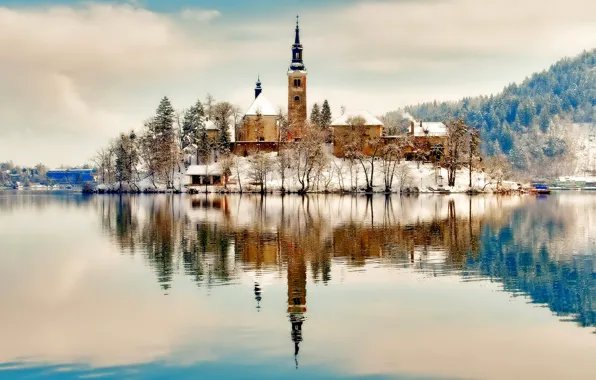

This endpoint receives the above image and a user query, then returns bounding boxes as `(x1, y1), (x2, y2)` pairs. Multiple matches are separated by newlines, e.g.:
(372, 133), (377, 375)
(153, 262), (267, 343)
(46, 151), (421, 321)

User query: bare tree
(332, 159), (347, 192)
(220, 154), (234, 190)
(233, 155), (243, 193)
(380, 134), (409, 192)
(232, 105), (243, 142)
(341, 116), (383, 192)
(396, 163), (413, 190)
(468, 127), (481, 188)
(483, 154), (512, 191)
(205, 93), (216, 120)
(249, 151), (274, 194)
(92, 147), (116, 185)
(292, 122), (326, 193)
(277, 147), (291, 193)
(442, 119), (469, 187)
(277, 108), (290, 143)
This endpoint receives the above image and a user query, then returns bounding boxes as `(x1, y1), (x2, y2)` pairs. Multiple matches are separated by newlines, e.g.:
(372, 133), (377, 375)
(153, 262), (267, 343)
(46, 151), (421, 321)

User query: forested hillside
(387, 50), (596, 176)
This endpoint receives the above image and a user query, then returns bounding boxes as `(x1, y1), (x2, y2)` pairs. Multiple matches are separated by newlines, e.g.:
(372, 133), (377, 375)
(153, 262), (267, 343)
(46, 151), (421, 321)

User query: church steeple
(287, 16), (307, 140)
(290, 15), (305, 71)
(254, 74), (262, 99)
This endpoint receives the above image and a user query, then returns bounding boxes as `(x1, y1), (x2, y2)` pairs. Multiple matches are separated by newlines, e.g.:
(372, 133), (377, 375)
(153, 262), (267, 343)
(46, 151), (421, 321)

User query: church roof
(331, 110), (384, 126)
(245, 93), (277, 116)
(205, 119), (219, 131)
(185, 163), (222, 176)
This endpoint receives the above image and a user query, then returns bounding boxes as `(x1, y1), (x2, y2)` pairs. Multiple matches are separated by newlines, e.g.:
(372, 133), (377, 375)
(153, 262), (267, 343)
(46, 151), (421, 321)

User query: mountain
(385, 50), (596, 176)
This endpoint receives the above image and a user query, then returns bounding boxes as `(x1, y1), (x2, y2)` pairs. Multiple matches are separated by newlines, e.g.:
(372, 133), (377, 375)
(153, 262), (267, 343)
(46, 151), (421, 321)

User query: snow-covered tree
(181, 99), (206, 159)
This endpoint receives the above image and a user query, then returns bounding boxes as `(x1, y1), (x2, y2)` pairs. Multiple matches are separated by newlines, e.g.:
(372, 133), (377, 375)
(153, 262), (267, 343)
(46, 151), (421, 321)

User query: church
(233, 17), (308, 156)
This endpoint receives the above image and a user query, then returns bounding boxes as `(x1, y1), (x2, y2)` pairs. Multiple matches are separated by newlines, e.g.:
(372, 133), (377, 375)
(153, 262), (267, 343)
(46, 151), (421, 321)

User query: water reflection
(95, 194), (596, 333)
(1, 193), (596, 379)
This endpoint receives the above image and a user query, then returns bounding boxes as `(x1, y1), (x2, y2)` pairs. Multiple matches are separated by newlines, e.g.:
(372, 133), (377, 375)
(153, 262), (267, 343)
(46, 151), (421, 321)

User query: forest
(384, 49), (596, 176)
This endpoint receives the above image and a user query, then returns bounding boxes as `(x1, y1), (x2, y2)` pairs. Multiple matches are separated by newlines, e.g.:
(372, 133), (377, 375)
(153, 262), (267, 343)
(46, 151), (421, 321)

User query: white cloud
(180, 8), (221, 22)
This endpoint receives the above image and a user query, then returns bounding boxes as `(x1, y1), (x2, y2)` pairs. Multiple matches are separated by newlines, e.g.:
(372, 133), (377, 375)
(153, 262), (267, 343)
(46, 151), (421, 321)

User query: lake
(0, 192), (595, 379)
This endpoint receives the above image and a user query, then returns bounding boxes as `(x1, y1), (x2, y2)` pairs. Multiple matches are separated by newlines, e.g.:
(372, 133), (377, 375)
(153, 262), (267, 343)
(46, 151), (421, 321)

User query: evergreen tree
(182, 99), (205, 152)
(218, 124), (231, 154)
(321, 100), (333, 143)
(196, 122), (210, 164)
(310, 103), (321, 128)
(321, 100), (332, 128)
(155, 96), (175, 139)
(147, 96), (178, 185)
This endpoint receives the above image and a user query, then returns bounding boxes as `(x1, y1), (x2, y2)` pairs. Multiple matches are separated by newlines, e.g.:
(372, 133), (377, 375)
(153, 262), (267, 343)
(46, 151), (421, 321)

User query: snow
(412, 122), (447, 137)
(186, 163), (222, 176)
(205, 119), (219, 131)
(331, 110), (384, 126)
(180, 152), (490, 194)
(244, 93), (277, 116)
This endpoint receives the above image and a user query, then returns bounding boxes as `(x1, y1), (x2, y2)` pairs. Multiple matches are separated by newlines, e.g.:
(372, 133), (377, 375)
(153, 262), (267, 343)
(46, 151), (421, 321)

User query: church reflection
(95, 193), (596, 357)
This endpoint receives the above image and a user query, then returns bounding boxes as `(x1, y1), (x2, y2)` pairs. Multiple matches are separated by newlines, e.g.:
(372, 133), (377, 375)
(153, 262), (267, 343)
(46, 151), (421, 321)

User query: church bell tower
(287, 16), (307, 140)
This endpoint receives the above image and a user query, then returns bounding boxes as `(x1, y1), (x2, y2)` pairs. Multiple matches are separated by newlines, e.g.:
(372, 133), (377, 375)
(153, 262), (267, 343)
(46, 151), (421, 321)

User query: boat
(427, 186), (451, 194)
(529, 183), (551, 195)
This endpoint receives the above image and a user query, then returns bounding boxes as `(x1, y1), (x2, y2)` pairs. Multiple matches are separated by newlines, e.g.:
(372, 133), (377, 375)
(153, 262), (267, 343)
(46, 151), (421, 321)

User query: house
(404, 121), (448, 161)
(185, 163), (227, 187)
(331, 110), (384, 157)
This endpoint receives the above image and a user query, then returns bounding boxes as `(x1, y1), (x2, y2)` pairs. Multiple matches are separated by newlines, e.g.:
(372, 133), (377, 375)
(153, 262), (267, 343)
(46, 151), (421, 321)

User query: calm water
(1, 192), (595, 379)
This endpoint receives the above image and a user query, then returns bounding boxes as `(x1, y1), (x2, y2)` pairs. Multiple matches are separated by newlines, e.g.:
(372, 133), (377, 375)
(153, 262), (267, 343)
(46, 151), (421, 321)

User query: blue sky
(1, 0), (596, 166)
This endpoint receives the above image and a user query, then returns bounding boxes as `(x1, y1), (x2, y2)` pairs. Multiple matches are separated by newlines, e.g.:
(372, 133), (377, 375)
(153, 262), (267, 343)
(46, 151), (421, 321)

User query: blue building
(46, 169), (96, 185)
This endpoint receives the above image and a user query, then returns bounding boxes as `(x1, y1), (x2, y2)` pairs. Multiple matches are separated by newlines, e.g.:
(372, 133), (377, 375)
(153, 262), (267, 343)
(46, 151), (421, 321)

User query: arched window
(294, 96), (300, 102)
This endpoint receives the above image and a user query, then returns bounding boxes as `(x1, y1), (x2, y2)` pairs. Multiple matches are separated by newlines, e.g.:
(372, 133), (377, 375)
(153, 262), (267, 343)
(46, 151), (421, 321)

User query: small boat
(427, 186), (451, 194)
(529, 183), (551, 195)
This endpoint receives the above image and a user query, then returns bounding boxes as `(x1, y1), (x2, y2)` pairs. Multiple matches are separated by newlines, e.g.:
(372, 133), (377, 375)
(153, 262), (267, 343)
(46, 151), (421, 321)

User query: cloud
(180, 8), (221, 22)
(2, 0), (596, 165)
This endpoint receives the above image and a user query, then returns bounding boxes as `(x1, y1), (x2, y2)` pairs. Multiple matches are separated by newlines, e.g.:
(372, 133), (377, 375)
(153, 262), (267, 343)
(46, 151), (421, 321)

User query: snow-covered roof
(205, 119), (219, 131)
(413, 122), (447, 137)
(331, 110), (384, 127)
(186, 163), (222, 176)
(245, 93), (277, 116)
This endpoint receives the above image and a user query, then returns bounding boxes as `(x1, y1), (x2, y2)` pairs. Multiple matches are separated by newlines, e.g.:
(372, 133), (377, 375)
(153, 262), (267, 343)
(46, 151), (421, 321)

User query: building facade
(233, 77), (280, 156)
(331, 110), (384, 157)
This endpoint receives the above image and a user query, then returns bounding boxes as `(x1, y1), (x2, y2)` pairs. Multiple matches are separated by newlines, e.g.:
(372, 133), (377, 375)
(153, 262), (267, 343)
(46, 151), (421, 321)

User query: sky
(2, 0), (596, 166)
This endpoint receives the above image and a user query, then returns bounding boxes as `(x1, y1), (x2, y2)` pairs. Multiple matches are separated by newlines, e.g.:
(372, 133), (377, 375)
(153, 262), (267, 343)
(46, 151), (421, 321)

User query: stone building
(233, 77), (280, 156)
(330, 110), (384, 157)
(404, 120), (448, 160)
(232, 17), (308, 155)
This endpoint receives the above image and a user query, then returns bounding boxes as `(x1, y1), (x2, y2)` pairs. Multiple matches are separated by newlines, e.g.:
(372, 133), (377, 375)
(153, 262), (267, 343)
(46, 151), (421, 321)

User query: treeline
(385, 49), (596, 176)
(93, 95), (242, 190)
(0, 162), (48, 187)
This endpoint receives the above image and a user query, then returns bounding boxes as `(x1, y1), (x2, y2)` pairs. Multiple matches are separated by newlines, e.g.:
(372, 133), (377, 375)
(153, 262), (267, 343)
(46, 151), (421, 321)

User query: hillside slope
(386, 50), (596, 176)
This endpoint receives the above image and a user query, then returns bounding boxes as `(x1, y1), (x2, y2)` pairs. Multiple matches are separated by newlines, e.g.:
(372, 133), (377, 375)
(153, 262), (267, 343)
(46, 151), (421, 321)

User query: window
(294, 96), (300, 102)
(293, 79), (301, 87)
(295, 52), (299, 59)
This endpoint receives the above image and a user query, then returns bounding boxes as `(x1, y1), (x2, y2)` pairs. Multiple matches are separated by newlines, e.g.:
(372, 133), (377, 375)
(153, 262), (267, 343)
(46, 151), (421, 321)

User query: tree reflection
(96, 194), (595, 332)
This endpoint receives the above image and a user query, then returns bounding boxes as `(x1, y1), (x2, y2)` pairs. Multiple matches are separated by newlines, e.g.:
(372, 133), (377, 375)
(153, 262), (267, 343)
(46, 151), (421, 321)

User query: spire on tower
(254, 74), (262, 99)
(295, 15), (300, 44)
(289, 15), (305, 71)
